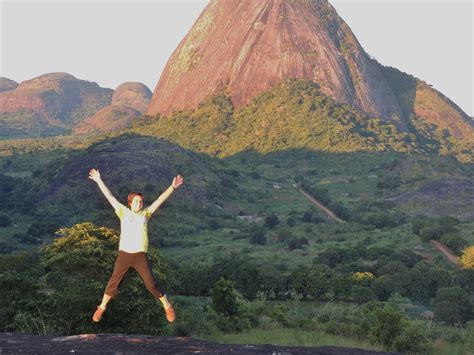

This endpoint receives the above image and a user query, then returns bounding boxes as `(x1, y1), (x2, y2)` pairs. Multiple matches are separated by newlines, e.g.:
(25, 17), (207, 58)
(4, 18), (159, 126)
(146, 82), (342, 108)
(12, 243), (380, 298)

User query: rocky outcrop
(0, 333), (398, 354)
(72, 104), (142, 135)
(147, 0), (407, 130)
(0, 73), (113, 124)
(112, 82), (152, 112)
(73, 82), (151, 134)
(0, 73), (113, 137)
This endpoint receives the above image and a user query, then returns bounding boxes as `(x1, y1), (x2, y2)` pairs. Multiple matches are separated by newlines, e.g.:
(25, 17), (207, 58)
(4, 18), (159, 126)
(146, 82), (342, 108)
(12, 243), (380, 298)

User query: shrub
(393, 324), (432, 353)
(434, 287), (472, 324)
(459, 246), (474, 269)
(264, 214), (280, 229)
(249, 230), (266, 245)
(0, 214), (12, 227)
(370, 305), (405, 348)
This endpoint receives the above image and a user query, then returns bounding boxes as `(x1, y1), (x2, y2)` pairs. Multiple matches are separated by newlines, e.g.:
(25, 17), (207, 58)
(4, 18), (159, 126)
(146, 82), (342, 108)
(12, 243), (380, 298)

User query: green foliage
(289, 265), (333, 301)
(393, 324), (432, 353)
(249, 230), (266, 245)
(434, 287), (473, 324)
(369, 305), (405, 349)
(209, 278), (257, 333)
(0, 213), (12, 227)
(440, 234), (467, 255)
(264, 213), (280, 229)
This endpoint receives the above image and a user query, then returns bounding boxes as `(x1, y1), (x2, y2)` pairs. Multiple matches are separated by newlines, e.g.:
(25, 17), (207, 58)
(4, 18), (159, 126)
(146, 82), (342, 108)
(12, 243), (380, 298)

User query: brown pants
(105, 250), (165, 299)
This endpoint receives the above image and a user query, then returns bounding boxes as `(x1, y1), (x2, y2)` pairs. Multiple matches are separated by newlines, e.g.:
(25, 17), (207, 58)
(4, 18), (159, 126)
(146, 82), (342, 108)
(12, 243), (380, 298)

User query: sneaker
(93, 306), (105, 322)
(165, 304), (175, 323)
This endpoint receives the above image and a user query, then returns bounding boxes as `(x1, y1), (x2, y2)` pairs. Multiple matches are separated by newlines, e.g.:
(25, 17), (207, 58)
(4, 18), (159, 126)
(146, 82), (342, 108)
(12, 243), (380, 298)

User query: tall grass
(201, 327), (384, 351)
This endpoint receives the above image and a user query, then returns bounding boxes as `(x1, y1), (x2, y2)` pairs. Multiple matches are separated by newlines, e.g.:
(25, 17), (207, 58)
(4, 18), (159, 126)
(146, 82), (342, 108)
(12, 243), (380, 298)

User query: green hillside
(0, 80), (473, 353)
(126, 80), (472, 163)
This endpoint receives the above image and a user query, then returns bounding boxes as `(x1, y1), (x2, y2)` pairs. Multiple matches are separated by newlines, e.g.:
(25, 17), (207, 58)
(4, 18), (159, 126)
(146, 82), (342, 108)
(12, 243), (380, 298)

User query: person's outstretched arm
(88, 168), (122, 211)
(147, 175), (184, 216)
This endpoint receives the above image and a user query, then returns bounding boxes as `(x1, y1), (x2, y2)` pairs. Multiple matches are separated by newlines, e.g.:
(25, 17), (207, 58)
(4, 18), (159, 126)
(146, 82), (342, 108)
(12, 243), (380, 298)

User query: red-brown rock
(73, 82), (151, 135)
(147, 0), (407, 130)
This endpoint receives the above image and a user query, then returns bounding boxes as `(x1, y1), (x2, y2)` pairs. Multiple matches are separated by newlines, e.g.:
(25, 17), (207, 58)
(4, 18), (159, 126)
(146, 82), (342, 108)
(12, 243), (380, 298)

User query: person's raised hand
(172, 174), (184, 190)
(88, 168), (101, 182)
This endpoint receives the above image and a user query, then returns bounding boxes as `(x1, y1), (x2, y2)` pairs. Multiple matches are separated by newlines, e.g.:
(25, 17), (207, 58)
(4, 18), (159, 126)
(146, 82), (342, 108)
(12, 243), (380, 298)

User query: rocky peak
(147, 0), (406, 131)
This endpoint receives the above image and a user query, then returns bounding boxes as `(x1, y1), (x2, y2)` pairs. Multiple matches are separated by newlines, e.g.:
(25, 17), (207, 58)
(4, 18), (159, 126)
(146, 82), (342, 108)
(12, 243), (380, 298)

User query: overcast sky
(1, 0), (472, 116)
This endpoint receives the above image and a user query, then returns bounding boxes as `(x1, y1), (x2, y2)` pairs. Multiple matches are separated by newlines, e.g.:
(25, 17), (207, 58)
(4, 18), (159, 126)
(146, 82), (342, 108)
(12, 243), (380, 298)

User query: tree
(264, 214), (280, 229)
(370, 305), (405, 349)
(210, 278), (239, 318)
(249, 230), (266, 245)
(434, 287), (472, 324)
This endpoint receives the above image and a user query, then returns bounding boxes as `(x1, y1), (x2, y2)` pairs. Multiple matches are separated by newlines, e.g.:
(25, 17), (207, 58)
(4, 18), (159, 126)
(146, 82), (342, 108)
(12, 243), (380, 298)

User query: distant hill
(0, 75), (152, 139)
(73, 82), (152, 135)
(0, 73), (113, 138)
(0, 77), (18, 92)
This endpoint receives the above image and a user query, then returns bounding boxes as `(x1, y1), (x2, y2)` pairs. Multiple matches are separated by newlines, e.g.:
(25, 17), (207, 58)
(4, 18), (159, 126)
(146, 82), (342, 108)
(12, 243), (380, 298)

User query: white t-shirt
(115, 203), (153, 253)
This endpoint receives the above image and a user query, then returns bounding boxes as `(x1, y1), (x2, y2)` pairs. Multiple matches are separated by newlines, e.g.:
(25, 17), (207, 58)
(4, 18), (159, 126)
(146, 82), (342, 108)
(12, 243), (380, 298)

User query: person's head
(127, 192), (144, 212)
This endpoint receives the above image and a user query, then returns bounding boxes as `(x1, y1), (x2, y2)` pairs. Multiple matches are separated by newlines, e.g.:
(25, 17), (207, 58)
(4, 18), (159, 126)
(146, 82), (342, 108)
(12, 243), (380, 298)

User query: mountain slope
(147, 0), (406, 131)
(0, 73), (113, 138)
(73, 82), (152, 135)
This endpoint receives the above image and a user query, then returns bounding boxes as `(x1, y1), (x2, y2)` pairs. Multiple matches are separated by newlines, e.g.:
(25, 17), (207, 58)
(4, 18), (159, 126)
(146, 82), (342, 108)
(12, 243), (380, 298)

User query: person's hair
(127, 192), (144, 207)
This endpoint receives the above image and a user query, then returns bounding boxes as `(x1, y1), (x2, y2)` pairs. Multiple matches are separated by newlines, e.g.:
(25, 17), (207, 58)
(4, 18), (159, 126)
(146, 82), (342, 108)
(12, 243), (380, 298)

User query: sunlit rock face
(147, 0), (407, 130)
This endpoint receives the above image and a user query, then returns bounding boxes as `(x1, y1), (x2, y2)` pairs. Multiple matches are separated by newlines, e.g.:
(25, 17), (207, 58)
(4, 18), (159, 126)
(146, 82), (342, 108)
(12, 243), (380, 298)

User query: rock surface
(0, 73), (112, 125)
(0, 332), (398, 354)
(73, 82), (152, 135)
(147, 0), (406, 131)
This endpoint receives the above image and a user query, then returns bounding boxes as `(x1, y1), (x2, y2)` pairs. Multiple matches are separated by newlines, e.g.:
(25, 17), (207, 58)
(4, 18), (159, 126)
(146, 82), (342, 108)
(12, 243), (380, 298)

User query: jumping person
(88, 168), (183, 323)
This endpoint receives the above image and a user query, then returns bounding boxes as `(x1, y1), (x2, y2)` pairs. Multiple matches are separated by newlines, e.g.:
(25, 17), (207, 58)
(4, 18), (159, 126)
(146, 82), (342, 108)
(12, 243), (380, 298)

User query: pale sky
(1, 0), (472, 116)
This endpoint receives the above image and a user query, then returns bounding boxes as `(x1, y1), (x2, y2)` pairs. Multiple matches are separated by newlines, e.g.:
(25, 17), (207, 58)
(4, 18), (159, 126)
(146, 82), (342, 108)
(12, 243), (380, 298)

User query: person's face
(130, 195), (143, 212)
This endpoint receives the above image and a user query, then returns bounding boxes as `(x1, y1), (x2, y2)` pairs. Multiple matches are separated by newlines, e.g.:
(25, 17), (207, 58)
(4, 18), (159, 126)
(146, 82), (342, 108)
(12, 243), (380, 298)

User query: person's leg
(132, 252), (165, 300)
(102, 251), (131, 309)
(133, 252), (175, 321)
(98, 294), (112, 310)
(93, 251), (132, 322)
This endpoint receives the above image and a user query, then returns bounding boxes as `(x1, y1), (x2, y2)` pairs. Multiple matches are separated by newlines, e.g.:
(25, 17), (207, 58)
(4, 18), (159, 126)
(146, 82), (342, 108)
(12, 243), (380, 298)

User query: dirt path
(430, 240), (461, 267)
(299, 188), (344, 223)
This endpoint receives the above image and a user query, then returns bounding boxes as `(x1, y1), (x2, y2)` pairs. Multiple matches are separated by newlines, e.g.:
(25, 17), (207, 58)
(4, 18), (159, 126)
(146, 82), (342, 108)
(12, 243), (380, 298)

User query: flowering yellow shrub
(352, 271), (375, 281)
(459, 246), (474, 269)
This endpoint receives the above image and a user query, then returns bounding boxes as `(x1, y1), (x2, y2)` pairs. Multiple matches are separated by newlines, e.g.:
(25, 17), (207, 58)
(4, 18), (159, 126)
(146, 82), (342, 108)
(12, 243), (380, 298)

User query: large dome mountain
(147, 0), (407, 130)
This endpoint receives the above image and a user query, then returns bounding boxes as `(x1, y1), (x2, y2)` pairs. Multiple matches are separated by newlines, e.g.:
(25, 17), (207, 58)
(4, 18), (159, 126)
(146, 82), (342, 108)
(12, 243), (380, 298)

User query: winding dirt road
(299, 188), (344, 223)
(430, 240), (461, 267)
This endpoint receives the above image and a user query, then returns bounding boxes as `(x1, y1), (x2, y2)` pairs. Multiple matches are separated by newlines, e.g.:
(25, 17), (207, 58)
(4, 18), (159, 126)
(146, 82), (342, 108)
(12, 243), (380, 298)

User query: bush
(434, 287), (472, 324)
(370, 305), (405, 348)
(286, 217), (296, 227)
(249, 231), (266, 245)
(0, 213), (12, 227)
(419, 225), (444, 241)
(352, 286), (377, 304)
(288, 237), (308, 250)
(367, 212), (397, 229)
(209, 278), (256, 332)
(393, 324), (432, 353)
(264, 214), (280, 229)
